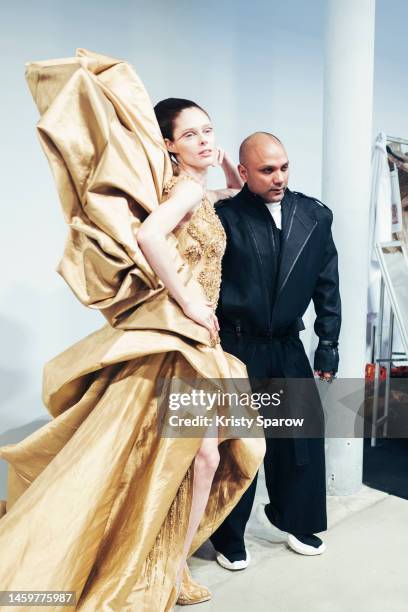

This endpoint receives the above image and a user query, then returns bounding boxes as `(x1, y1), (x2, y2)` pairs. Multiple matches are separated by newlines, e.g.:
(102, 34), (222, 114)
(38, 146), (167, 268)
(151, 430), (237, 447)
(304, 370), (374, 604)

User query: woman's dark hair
(154, 98), (209, 141)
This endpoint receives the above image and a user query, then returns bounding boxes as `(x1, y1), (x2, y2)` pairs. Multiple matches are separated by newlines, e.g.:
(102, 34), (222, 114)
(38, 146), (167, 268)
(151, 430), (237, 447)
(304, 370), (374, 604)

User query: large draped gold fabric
(0, 49), (265, 611)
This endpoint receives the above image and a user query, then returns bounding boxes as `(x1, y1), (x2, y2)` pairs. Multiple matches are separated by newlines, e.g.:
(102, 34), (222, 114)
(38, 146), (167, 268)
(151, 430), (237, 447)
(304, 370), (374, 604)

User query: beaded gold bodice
(163, 175), (226, 305)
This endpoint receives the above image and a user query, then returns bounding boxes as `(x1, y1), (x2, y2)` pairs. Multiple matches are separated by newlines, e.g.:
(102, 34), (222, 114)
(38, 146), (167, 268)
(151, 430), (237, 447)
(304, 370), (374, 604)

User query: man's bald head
(238, 132), (289, 203)
(239, 132), (284, 166)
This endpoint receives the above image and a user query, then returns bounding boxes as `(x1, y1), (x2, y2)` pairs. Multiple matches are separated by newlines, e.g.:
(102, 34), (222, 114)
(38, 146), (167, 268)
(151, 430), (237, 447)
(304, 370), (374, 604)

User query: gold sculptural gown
(0, 49), (265, 611)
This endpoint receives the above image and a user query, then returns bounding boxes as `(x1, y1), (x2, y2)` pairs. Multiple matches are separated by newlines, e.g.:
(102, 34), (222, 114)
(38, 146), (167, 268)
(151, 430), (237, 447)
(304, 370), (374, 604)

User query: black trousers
(210, 331), (327, 560)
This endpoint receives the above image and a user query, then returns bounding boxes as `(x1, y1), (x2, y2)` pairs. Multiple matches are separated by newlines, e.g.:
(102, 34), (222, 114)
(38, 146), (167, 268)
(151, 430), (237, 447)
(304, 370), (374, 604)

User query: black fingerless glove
(314, 340), (339, 374)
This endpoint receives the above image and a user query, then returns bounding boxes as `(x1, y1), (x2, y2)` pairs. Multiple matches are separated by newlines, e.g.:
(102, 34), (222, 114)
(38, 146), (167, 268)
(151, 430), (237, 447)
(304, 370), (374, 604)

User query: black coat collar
(238, 185), (318, 297)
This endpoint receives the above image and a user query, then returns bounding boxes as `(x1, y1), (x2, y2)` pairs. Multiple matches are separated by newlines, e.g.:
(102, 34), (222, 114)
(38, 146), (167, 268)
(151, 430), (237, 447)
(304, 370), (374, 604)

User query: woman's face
(165, 107), (216, 170)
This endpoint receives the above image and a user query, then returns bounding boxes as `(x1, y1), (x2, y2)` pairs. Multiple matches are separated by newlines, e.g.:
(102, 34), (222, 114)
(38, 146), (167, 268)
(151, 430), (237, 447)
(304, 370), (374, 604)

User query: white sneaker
(254, 503), (287, 543)
(255, 504), (326, 555)
(287, 534), (326, 556)
(215, 548), (251, 571)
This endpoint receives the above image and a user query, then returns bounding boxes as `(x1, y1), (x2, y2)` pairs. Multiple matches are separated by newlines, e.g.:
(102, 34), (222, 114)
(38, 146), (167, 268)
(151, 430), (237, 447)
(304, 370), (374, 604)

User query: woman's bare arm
(206, 150), (243, 204)
(206, 188), (239, 206)
(137, 179), (219, 337)
(137, 179), (202, 309)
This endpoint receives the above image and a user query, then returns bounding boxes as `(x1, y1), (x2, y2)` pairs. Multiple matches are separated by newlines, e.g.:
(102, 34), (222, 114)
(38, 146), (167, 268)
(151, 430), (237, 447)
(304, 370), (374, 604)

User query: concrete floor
(182, 471), (408, 612)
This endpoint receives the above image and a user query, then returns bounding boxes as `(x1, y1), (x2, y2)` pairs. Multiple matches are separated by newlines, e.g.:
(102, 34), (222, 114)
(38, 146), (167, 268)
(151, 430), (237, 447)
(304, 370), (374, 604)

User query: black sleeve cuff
(314, 341), (339, 374)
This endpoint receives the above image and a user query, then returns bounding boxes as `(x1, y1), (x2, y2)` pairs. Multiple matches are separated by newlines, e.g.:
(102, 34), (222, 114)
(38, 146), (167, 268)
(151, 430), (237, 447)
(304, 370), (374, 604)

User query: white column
(322, 0), (376, 495)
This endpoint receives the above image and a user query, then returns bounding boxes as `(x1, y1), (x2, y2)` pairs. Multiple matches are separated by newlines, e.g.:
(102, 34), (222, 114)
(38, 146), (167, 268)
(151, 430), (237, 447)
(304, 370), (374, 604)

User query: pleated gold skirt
(0, 327), (265, 611)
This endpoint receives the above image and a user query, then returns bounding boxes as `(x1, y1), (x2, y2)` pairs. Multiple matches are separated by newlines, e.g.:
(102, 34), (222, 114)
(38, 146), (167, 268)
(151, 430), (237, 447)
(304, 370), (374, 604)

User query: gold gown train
(0, 49), (265, 611)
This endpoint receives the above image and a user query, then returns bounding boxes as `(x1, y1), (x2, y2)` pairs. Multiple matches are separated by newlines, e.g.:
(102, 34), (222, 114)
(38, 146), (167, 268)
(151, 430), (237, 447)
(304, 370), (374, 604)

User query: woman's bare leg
(175, 434), (220, 584)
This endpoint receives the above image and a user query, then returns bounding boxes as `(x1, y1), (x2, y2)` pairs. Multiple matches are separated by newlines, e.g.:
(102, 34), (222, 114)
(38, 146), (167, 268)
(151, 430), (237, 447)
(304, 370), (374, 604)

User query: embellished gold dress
(0, 49), (265, 611)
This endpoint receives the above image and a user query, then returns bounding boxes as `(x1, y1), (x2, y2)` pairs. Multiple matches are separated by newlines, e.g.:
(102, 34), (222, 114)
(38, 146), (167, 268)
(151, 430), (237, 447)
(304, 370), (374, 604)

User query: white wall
(373, 1), (408, 138)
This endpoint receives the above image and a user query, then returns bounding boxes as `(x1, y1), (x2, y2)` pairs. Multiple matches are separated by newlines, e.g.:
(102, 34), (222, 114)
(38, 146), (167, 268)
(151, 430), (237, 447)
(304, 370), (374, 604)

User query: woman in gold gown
(0, 49), (265, 611)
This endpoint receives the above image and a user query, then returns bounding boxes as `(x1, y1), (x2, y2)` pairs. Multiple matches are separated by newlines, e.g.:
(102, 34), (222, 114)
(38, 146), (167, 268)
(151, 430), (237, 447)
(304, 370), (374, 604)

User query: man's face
(238, 140), (289, 202)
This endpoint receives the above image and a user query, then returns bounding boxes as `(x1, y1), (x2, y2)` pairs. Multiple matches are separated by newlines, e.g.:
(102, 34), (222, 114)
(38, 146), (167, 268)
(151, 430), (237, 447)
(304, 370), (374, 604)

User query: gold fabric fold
(25, 47), (209, 338)
(0, 49), (265, 611)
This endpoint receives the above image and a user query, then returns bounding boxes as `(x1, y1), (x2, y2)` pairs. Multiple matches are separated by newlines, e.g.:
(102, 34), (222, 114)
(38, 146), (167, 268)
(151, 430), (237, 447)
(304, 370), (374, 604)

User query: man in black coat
(210, 132), (341, 568)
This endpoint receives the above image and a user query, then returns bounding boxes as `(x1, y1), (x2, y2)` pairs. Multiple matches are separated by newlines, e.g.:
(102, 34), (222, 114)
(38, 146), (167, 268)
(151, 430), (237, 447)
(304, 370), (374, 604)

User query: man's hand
(314, 340), (339, 379)
(314, 370), (335, 382)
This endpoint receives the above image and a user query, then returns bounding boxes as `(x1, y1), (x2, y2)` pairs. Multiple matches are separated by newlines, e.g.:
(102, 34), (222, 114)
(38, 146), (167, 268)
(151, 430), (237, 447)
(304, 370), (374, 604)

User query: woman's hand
(212, 148), (243, 189)
(211, 147), (226, 167)
(182, 300), (220, 341)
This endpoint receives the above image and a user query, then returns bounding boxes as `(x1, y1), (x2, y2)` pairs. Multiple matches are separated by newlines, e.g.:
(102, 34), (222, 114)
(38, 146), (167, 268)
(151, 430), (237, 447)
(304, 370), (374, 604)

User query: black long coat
(213, 185), (342, 535)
